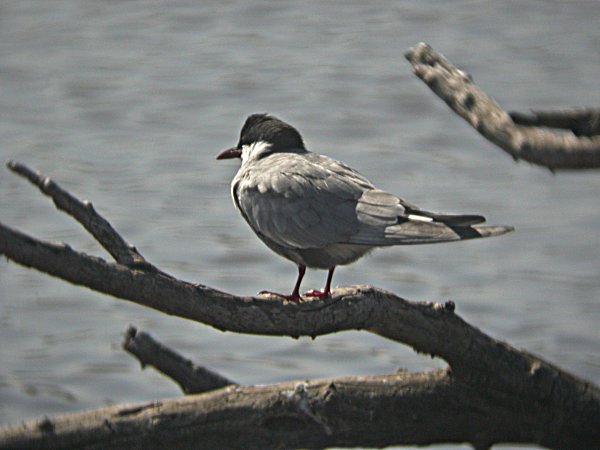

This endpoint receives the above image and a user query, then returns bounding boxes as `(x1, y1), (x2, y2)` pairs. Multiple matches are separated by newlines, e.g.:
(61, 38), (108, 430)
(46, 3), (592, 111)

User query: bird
(217, 113), (513, 302)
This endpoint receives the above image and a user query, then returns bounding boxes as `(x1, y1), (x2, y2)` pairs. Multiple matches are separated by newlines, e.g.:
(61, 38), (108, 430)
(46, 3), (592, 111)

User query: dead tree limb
(5, 161), (159, 271)
(3, 370), (590, 450)
(123, 326), (236, 394)
(510, 108), (600, 137)
(1, 162), (599, 449)
(405, 42), (600, 171)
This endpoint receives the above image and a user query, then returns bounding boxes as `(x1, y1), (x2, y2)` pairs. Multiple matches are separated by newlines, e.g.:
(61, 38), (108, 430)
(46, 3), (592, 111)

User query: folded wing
(234, 152), (513, 250)
(349, 189), (513, 245)
(233, 153), (368, 249)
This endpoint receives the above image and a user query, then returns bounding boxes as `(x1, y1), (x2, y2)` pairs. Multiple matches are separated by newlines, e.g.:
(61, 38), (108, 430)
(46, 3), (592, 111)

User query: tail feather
(421, 212), (485, 226)
(467, 224), (514, 238)
(385, 222), (514, 245)
(348, 221), (514, 246)
(402, 204), (486, 226)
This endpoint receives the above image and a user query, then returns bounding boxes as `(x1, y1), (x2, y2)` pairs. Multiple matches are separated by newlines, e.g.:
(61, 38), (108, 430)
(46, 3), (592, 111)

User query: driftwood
(1, 157), (600, 450)
(510, 109), (600, 138)
(123, 326), (237, 394)
(405, 42), (600, 171)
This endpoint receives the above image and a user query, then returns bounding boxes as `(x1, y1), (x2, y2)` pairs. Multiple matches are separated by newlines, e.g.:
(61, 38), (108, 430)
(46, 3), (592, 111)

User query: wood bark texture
(405, 43), (600, 170)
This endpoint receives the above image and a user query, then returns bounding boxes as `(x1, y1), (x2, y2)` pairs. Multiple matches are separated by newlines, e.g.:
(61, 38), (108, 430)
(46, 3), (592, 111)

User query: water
(1, 1), (599, 448)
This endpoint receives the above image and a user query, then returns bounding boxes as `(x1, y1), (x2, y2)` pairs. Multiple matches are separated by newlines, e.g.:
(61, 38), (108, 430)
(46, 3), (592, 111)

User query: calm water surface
(1, 1), (600, 449)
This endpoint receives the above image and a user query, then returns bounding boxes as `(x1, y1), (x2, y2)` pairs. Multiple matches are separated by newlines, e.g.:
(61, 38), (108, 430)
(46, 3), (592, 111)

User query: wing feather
(349, 187), (503, 245)
(232, 150), (509, 251)
(233, 153), (367, 249)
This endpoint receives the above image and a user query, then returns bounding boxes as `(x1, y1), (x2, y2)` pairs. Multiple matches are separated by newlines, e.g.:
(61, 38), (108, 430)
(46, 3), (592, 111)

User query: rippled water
(1, 1), (600, 448)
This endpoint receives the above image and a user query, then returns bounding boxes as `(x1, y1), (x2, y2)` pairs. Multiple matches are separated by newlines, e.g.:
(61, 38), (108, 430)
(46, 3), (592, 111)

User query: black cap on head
(237, 114), (305, 151)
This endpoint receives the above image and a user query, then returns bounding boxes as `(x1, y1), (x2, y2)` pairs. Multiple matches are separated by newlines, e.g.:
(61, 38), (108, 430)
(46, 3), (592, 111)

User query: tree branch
(510, 108), (600, 137)
(404, 43), (600, 171)
(123, 326), (236, 394)
(6, 160), (159, 271)
(2, 162), (599, 449)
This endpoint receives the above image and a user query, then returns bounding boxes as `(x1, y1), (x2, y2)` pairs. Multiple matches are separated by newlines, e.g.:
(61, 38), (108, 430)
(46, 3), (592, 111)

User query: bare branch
(0, 217), (537, 386)
(2, 161), (599, 448)
(510, 108), (600, 137)
(6, 160), (157, 270)
(404, 43), (600, 170)
(0, 218), (470, 354)
(123, 326), (236, 394)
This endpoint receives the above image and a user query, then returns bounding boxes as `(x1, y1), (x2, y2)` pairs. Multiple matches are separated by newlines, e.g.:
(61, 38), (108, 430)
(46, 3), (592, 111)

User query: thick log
(1, 369), (597, 450)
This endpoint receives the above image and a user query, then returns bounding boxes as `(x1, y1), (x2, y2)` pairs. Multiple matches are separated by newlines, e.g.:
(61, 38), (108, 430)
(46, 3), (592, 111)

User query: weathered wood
(6, 160), (158, 271)
(405, 43), (600, 170)
(510, 108), (600, 137)
(1, 370), (597, 450)
(123, 326), (236, 394)
(1, 158), (599, 449)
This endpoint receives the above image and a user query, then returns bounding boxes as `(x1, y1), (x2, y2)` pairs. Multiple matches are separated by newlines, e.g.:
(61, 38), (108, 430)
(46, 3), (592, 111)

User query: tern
(217, 114), (513, 301)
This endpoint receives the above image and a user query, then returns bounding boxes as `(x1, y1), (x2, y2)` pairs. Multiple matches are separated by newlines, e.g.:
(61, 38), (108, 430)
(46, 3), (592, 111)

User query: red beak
(216, 147), (242, 160)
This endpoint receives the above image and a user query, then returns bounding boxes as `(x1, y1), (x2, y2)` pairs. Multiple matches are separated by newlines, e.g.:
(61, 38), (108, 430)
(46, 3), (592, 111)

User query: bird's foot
(303, 289), (331, 299)
(258, 290), (304, 302)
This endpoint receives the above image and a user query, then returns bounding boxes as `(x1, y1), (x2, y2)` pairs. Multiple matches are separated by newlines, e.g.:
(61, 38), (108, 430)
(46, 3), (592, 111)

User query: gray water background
(1, 1), (600, 448)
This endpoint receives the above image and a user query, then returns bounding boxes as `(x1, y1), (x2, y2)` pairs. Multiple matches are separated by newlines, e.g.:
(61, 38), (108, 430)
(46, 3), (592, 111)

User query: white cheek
(241, 141), (271, 165)
(240, 145), (252, 165)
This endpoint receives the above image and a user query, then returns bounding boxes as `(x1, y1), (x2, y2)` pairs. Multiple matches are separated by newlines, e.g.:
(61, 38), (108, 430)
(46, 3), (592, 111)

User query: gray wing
(349, 189), (512, 245)
(233, 152), (373, 249)
(234, 151), (512, 249)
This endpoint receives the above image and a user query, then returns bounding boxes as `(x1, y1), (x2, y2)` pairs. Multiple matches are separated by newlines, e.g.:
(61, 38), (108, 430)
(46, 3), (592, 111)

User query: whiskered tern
(217, 114), (513, 301)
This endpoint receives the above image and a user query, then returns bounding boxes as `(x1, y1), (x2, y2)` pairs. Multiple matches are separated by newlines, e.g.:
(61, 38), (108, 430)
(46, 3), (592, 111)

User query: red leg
(260, 265), (305, 302)
(303, 267), (335, 299)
